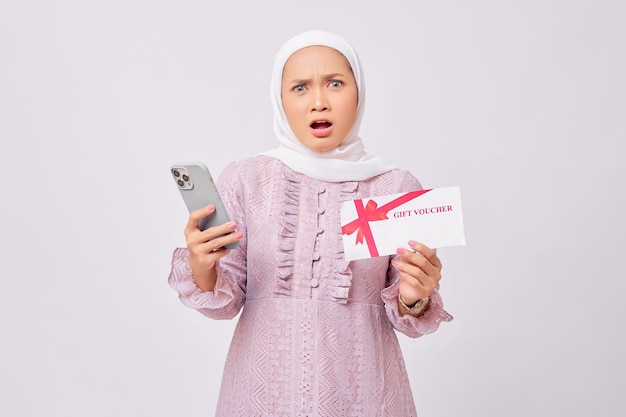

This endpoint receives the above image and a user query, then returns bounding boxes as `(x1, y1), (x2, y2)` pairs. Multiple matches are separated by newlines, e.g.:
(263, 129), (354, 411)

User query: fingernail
(207, 204), (215, 211)
(228, 222), (238, 230)
(391, 258), (400, 266)
(396, 248), (406, 255)
(235, 232), (243, 239)
(408, 240), (417, 247)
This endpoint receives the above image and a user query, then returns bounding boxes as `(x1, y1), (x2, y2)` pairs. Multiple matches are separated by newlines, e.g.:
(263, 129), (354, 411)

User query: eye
(328, 80), (343, 88)
(292, 85), (306, 93)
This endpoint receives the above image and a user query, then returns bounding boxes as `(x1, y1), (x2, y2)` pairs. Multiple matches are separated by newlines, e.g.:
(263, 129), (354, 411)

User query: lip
(309, 119), (334, 138)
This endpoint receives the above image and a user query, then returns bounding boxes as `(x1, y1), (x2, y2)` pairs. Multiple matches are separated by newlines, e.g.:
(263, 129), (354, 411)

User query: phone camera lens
(173, 170), (180, 177)
(182, 174), (189, 182)
(177, 179), (184, 187)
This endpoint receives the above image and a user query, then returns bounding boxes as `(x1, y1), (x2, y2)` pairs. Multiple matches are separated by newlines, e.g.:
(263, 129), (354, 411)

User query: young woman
(169, 30), (452, 417)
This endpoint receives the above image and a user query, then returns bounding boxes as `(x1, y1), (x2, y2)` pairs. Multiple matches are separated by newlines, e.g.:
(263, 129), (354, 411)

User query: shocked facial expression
(281, 46), (358, 153)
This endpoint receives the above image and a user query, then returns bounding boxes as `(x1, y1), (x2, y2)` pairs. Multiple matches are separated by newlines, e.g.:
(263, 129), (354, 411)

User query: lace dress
(168, 156), (452, 417)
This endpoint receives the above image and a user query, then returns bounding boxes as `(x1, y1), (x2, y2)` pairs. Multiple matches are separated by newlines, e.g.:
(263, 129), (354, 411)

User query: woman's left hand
(392, 240), (442, 310)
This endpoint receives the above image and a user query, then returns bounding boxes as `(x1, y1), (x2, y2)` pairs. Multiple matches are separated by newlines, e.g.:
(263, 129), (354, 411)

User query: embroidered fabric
(167, 155), (453, 416)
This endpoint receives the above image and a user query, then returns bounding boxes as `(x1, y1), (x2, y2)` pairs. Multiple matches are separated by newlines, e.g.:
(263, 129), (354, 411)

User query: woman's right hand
(184, 204), (243, 292)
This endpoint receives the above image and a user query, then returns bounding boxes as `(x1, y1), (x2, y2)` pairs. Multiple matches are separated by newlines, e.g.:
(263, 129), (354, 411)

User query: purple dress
(169, 156), (452, 417)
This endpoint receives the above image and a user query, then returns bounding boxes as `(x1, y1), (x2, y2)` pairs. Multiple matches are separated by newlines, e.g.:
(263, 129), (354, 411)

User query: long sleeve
(167, 161), (248, 320)
(167, 247), (245, 320)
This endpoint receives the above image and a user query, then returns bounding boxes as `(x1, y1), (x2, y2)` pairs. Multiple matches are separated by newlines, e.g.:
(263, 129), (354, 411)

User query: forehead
(282, 45), (352, 76)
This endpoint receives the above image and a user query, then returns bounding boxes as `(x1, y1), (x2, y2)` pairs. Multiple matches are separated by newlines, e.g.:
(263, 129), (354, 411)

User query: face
(281, 46), (358, 152)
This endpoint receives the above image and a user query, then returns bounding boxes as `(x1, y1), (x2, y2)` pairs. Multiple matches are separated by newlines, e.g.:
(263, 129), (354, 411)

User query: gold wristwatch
(399, 294), (430, 315)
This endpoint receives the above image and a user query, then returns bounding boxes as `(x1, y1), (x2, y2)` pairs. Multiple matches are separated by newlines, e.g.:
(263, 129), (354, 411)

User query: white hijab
(260, 30), (395, 182)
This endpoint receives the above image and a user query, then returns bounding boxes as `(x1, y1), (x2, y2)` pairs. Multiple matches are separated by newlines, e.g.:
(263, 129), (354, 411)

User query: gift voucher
(340, 186), (465, 261)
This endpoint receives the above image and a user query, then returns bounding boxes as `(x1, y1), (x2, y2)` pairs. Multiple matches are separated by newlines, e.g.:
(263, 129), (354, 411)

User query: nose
(310, 87), (328, 112)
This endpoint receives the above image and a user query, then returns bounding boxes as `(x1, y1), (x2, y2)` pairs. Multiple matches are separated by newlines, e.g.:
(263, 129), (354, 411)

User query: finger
(404, 251), (439, 277)
(190, 240), (232, 259)
(189, 239), (222, 258)
(397, 267), (427, 289)
(189, 224), (241, 254)
(395, 247), (440, 279)
(185, 205), (216, 234)
(199, 219), (237, 239)
(408, 241), (442, 270)
(398, 271), (432, 301)
(393, 250), (442, 292)
(392, 259), (441, 291)
(204, 230), (243, 251)
(189, 228), (241, 255)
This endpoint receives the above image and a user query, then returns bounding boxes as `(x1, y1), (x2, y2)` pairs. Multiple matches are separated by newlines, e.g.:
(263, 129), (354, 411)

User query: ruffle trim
(330, 181), (359, 304)
(273, 169), (361, 304)
(274, 169), (300, 296)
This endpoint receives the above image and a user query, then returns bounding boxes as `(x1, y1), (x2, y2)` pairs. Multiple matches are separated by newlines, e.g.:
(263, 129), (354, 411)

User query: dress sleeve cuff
(167, 247), (243, 319)
(381, 279), (453, 338)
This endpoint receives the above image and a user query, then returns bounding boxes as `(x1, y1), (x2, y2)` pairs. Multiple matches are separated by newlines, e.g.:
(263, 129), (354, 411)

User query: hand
(184, 205), (243, 291)
(392, 241), (442, 308)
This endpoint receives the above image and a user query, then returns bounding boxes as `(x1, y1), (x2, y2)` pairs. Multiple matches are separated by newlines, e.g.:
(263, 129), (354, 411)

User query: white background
(1, 1), (624, 416)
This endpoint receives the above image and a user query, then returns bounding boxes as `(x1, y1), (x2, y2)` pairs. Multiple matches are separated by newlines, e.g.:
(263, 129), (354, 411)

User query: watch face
(408, 297), (430, 314)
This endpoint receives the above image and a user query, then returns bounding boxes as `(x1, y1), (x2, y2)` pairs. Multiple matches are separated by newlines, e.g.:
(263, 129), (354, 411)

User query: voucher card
(340, 186), (465, 261)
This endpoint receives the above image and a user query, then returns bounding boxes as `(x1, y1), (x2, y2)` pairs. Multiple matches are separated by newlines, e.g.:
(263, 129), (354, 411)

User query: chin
(309, 144), (339, 153)
(302, 138), (343, 153)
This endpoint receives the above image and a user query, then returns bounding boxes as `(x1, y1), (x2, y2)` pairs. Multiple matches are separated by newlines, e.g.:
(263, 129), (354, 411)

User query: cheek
(341, 98), (358, 126)
(282, 98), (304, 133)
(282, 96), (305, 117)
(344, 89), (358, 122)
(281, 97), (295, 119)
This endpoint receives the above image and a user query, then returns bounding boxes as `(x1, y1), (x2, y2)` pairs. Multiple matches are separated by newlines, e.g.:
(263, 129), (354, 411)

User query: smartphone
(170, 162), (238, 249)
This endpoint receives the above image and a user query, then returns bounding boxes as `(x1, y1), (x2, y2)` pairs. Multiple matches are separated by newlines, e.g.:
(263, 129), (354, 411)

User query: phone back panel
(170, 162), (232, 233)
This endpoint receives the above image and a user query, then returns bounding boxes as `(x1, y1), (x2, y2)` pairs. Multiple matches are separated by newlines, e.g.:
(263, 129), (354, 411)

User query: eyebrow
(288, 73), (347, 84)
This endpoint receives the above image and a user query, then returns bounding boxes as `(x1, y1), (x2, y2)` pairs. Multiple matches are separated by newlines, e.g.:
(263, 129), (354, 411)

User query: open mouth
(310, 120), (333, 137)
(310, 120), (333, 130)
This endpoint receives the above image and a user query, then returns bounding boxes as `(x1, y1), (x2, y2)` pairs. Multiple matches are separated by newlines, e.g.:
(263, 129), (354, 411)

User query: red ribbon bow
(341, 190), (430, 257)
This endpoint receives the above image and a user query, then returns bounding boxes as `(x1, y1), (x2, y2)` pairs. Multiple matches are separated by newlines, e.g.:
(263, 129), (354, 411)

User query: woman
(169, 30), (452, 417)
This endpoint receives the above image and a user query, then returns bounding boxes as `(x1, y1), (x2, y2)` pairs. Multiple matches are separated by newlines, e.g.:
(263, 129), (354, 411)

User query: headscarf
(260, 30), (395, 182)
